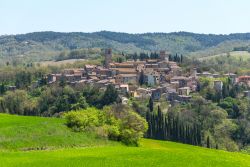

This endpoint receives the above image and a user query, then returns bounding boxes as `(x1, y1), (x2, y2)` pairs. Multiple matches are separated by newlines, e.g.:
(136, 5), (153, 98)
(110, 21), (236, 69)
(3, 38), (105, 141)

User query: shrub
(64, 105), (148, 146)
(64, 108), (104, 131)
(104, 104), (148, 146)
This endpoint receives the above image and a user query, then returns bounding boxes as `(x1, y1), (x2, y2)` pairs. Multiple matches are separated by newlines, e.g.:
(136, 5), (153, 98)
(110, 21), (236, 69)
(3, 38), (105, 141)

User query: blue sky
(0, 0), (249, 35)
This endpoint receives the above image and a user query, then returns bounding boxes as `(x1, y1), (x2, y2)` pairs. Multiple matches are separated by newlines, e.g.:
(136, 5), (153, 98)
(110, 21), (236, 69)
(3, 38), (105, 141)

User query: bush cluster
(64, 105), (148, 146)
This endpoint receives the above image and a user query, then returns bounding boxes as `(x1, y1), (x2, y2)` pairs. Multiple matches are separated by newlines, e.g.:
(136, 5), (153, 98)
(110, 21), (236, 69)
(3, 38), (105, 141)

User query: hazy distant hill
(1, 31), (250, 62)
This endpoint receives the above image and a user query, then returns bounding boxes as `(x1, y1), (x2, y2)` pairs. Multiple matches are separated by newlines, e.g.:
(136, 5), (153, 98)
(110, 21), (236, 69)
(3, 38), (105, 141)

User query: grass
(0, 114), (115, 150)
(0, 139), (250, 167)
(198, 51), (250, 61)
(36, 59), (86, 66)
(0, 114), (249, 167)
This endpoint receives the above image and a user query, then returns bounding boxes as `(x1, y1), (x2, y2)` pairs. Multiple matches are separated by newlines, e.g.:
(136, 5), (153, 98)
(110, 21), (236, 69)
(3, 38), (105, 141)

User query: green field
(0, 114), (115, 150)
(37, 59), (86, 66)
(0, 114), (249, 167)
(198, 51), (250, 61)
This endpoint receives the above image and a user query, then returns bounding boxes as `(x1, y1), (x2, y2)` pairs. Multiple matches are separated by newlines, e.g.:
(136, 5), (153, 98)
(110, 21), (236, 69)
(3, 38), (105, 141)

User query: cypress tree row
(145, 106), (201, 146)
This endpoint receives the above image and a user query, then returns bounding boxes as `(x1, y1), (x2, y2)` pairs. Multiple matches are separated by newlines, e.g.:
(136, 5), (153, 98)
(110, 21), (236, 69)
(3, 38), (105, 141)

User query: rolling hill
(1, 31), (250, 65)
(0, 114), (115, 150)
(0, 114), (249, 167)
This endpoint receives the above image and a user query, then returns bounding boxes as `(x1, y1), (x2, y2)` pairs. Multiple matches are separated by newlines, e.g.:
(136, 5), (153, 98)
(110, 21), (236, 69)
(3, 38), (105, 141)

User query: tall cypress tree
(207, 136), (210, 148)
(148, 97), (154, 112)
(145, 108), (202, 147)
(139, 70), (144, 85)
(0, 83), (5, 95)
(180, 54), (183, 63)
(216, 144), (219, 149)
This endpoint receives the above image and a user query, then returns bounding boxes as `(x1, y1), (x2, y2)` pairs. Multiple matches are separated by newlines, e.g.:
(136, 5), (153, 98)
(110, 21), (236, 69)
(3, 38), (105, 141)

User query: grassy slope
(37, 59), (86, 66)
(0, 114), (249, 167)
(0, 139), (250, 167)
(198, 51), (250, 61)
(0, 114), (115, 150)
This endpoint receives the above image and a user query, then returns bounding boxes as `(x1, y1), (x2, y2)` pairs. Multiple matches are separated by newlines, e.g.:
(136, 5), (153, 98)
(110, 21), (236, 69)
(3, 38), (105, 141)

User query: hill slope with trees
(1, 31), (250, 64)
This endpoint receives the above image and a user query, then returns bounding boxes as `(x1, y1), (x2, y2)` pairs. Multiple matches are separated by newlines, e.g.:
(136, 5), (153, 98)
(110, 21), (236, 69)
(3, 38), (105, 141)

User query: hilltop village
(45, 49), (250, 104)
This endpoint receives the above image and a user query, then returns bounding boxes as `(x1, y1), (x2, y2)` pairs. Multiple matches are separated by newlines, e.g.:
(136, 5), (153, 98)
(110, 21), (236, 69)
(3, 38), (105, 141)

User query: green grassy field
(0, 114), (115, 150)
(0, 139), (250, 167)
(37, 59), (86, 66)
(0, 114), (249, 167)
(198, 51), (250, 61)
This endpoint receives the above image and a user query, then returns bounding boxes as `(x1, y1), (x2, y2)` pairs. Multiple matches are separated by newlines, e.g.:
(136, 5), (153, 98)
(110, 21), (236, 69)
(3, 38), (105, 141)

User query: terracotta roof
(238, 76), (250, 79)
(111, 68), (137, 73)
(117, 74), (137, 77)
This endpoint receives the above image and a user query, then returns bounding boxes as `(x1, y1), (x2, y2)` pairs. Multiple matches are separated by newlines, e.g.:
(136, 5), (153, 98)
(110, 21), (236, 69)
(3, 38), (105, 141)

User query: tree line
(0, 84), (119, 117)
(146, 106), (202, 146)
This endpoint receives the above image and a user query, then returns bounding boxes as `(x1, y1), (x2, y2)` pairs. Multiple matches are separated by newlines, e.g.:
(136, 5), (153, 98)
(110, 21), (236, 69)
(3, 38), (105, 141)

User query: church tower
(104, 48), (112, 68)
(160, 50), (169, 62)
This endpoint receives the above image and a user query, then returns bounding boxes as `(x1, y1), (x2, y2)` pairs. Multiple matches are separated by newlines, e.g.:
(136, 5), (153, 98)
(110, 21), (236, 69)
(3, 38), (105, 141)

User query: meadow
(198, 51), (250, 61)
(37, 59), (86, 67)
(0, 114), (249, 167)
(0, 114), (115, 150)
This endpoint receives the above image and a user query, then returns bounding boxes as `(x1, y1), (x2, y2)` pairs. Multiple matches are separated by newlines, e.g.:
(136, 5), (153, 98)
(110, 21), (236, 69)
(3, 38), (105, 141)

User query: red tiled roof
(238, 76), (250, 79)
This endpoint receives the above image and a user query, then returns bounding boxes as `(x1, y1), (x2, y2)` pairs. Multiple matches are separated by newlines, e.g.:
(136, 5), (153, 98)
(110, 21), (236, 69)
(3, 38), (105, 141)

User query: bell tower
(160, 50), (169, 62)
(104, 48), (112, 68)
